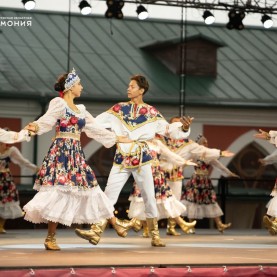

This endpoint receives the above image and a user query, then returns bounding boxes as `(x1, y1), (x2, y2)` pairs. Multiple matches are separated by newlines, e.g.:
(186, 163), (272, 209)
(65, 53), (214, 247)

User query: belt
(55, 132), (80, 141)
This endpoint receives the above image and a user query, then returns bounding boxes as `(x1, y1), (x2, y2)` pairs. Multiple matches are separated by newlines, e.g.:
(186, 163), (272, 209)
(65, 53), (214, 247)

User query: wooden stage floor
(0, 228), (277, 269)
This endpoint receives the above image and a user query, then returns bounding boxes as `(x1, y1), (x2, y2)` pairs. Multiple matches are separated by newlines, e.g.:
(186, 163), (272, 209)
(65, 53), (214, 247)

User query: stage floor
(0, 228), (277, 269)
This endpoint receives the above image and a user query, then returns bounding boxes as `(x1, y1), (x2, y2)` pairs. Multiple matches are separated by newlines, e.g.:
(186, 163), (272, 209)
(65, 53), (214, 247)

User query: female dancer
(255, 129), (277, 235)
(0, 128), (36, 233)
(23, 68), (133, 250)
(181, 135), (238, 233)
(128, 138), (197, 237)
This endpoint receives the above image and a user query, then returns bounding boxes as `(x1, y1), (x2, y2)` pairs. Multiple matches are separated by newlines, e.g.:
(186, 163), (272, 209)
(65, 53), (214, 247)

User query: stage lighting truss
(123, 0), (276, 28)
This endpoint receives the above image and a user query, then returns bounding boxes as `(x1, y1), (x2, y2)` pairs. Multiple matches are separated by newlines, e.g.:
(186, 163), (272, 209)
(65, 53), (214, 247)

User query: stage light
(105, 0), (124, 19)
(136, 5), (149, 20)
(79, 0), (92, 15)
(226, 9), (245, 30)
(202, 10), (215, 25)
(261, 14), (273, 28)
(22, 0), (36, 10)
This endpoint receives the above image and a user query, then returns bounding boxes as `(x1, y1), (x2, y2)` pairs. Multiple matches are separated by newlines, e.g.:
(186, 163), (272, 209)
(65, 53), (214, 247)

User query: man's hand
(180, 116), (194, 131)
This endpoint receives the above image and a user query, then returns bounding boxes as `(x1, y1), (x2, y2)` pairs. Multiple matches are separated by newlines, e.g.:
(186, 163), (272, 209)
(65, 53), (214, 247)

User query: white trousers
(168, 180), (183, 201)
(104, 163), (158, 218)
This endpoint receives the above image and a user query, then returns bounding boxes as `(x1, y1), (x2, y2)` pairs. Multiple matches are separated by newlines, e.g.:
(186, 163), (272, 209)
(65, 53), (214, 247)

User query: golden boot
(214, 218), (231, 233)
(263, 216), (277, 236)
(174, 217), (197, 234)
(146, 218), (166, 247)
(123, 218), (143, 232)
(112, 218), (139, 237)
(75, 219), (108, 245)
(0, 218), (6, 234)
(142, 220), (149, 238)
(166, 217), (181, 236)
(44, 233), (61, 251)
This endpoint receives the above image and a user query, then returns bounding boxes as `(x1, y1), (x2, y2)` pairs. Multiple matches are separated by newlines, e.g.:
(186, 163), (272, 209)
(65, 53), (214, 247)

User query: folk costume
(260, 131), (277, 235)
(92, 101), (190, 246)
(0, 146), (37, 233)
(23, 69), (116, 234)
(128, 139), (196, 237)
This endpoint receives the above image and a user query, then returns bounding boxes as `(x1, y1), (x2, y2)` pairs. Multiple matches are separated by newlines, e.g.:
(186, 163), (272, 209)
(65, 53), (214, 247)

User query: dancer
(75, 74), (193, 247)
(155, 117), (236, 235)
(23, 68), (133, 251)
(128, 138), (197, 238)
(254, 129), (277, 235)
(0, 128), (37, 233)
(180, 134), (238, 233)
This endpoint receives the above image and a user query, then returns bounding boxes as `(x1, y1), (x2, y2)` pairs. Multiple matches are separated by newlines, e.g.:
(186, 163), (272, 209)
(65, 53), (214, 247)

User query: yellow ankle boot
(75, 219), (108, 245)
(44, 233), (60, 251)
(166, 217), (181, 236)
(0, 218), (6, 234)
(175, 217), (197, 234)
(146, 218), (166, 247)
(142, 220), (149, 238)
(215, 218), (231, 233)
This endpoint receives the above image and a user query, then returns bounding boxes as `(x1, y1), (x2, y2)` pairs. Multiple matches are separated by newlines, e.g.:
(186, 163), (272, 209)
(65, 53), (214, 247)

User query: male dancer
(75, 75), (193, 247)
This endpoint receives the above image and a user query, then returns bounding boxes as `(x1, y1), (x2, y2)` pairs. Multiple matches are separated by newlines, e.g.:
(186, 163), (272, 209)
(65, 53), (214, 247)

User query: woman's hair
(169, 116), (181, 123)
(54, 73), (68, 97)
(130, 75), (149, 95)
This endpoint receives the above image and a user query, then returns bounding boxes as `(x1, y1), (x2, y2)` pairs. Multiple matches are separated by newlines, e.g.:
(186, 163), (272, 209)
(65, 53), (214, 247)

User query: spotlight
(22, 0), (36, 10)
(226, 9), (245, 30)
(202, 10), (215, 25)
(136, 5), (148, 20)
(79, 0), (92, 15)
(261, 14), (273, 29)
(105, 0), (124, 19)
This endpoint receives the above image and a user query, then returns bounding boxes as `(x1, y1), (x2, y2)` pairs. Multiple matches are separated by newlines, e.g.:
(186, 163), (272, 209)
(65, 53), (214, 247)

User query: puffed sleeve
(156, 120), (190, 139)
(209, 159), (234, 177)
(177, 141), (220, 162)
(33, 97), (65, 135)
(95, 111), (113, 129)
(155, 140), (186, 169)
(0, 129), (30, 143)
(269, 130), (277, 147)
(9, 146), (38, 174)
(83, 110), (116, 148)
(262, 149), (277, 165)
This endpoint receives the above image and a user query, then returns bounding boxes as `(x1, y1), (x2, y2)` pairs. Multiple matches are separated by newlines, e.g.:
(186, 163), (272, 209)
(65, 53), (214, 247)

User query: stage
(0, 228), (277, 276)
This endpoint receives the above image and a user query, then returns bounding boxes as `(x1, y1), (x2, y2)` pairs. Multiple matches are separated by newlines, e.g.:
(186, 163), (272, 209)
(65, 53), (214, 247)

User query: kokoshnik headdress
(64, 68), (80, 91)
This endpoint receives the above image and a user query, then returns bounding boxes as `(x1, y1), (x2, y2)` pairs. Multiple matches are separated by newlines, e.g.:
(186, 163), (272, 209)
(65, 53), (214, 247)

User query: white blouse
(33, 97), (116, 148)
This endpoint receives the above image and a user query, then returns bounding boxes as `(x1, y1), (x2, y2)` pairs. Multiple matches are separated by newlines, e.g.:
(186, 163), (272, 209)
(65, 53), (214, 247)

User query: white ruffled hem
(23, 185), (114, 226)
(181, 200), (223, 219)
(0, 201), (23, 219)
(128, 196), (186, 220)
(266, 196), (277, 217)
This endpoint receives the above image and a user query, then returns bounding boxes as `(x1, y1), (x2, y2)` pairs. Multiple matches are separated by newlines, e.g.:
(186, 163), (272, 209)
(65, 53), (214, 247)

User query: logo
(0, 16), (32, 27)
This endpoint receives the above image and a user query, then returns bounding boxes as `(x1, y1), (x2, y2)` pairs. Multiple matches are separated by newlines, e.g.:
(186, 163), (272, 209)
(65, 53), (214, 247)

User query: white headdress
(64, 68), (80, 91)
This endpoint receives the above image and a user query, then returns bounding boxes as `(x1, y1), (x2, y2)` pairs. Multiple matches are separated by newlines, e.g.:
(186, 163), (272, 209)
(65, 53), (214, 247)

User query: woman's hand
(221, 150), (235, 157)
(24, 123), (39, 135)
(254, 129), (270, 140)
(116, 136), (133, 143)
(229, 172), (240, 178)
(184, 159), (197, 166)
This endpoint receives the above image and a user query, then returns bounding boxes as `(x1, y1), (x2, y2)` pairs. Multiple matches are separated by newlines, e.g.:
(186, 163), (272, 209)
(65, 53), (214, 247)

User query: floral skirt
(181, 174), (223, 219)
(0, 171), (23, 219)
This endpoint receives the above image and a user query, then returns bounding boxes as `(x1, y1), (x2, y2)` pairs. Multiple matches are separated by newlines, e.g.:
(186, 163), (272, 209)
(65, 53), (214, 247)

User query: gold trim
(55, 132), (80, 141)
